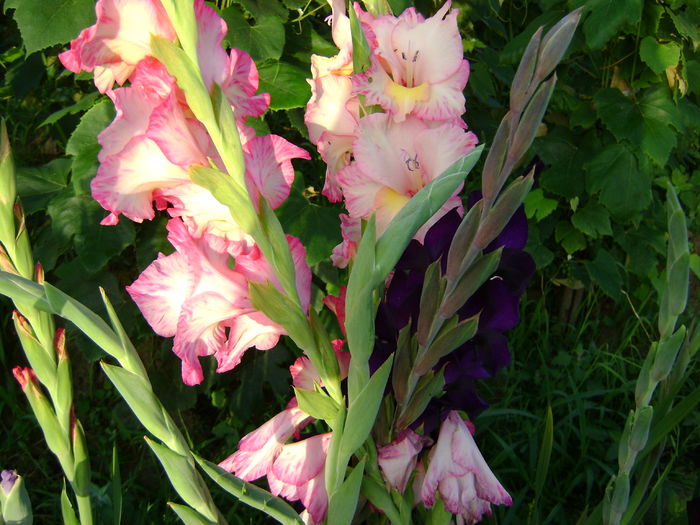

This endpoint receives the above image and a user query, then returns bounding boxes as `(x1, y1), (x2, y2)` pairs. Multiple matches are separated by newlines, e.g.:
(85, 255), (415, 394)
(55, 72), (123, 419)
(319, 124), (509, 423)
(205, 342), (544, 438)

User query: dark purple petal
(459, 278), (520, 332)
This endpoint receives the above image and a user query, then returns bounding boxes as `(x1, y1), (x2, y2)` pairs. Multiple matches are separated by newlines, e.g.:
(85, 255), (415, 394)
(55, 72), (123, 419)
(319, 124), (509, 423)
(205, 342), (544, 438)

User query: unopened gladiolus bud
(0, 120), (17, 252)
(650, 325), (686, 383)
(628, 406), (653, 454)
(12, 366), (38, 393)
(54, 328), (67, 361)
(0, 470), (32, 525)
(0, 245), (16, 273)
(12, 312), (56, 391)
(533, 8), (583, 86)
(34, 263), (44, 284)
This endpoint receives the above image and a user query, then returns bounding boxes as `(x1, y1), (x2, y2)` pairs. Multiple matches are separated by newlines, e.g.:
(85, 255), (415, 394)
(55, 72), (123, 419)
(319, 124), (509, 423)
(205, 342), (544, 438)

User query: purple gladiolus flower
(372, 186), (535, 432)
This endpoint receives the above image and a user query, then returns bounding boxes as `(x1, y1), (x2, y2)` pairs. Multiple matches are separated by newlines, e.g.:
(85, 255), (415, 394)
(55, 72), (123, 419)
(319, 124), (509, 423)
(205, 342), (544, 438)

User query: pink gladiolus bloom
(289, 347), (350, 391)
(337, 113), (478, 239)
(267, 433), (332, 523)
(377, 429), (430, 493)
(421, 411), (512, 520)
(330, 214), (361, 268)
(219, 400), (313, 481)
(58, 0), (177, 92)
(126, 219), (311, 385)
(354, 1), (469, 122)
(322, 286), (347, 336)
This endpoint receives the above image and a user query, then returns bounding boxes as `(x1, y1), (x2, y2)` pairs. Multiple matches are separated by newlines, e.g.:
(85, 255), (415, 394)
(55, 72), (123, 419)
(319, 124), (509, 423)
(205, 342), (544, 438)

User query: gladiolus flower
(59, 0), (177, 92)
(337, 113), (478, 239)
(267, 433), (332, 523)
(219, 400), (312, 481)
(377, 429), (430, 492)
(126, 219), (311, 385)
(354, 1), (469, 122)
(421, 412), (511, 519)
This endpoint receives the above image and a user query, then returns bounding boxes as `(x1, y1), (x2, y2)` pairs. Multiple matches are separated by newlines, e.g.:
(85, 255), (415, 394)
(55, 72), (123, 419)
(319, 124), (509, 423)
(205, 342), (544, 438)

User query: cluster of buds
(59, 0), (313, 385)
(305, 0), (478, 267)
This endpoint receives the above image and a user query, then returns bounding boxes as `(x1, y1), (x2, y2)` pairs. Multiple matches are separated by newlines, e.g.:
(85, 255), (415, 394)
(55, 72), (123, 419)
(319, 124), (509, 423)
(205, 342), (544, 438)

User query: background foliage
(0, 0), (698, 523)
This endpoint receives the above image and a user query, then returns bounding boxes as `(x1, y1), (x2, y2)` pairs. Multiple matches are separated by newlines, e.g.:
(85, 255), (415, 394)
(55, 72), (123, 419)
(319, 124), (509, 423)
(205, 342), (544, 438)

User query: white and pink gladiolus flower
(336, 113), (478, 240)
(59, 0), (177, 92)
(289, 346), (350, 391)
(126, 218), (311, 385)
(377, 429), (430, 493)
(354, 0), (470, 123)
(267, 433), (333, 524)
(420, 411), (512, 521)
(219, 400), (313, 481)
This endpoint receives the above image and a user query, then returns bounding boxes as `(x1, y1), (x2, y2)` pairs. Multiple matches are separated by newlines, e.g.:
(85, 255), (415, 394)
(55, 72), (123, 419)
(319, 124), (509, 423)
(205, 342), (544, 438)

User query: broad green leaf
(585, 144), (651, 220)
(571, 201), (612, 238)
(194, 454), (304, 525)
(639, 36), (681, 74)
(584, 248), (622, 299)
(595, 87), (682, 166)
(39, 91), (101, 128)
(144, 438), (218, 522)
(257, 62), (310, 110)
(16, 158), (70, 215)
(582, 0), (642, 50)
(221, 7), (285, 62)
(327, 459), (366, 525)
(46, 193), (135, 274)
(524, 188), (558, 222)
(275, 181), (341, 266)
(5, 0), (95, 55)
(554, 221), (586, 254)
(235, 0), (288, 20)
(65, 99), (115, 194)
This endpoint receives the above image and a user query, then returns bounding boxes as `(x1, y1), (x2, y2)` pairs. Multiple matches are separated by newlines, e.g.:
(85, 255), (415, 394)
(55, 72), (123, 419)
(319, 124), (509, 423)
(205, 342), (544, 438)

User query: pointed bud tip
(12, 366), (38, 392)
(55, 328), (67, 360)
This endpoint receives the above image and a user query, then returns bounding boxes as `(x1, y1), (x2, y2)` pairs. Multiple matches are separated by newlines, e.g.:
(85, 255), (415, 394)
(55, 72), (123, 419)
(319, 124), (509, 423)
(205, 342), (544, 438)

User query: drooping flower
(336, 113), (478, 239)
(219, 400), (313, 481)
(267, 433), (332, 523)
(126, 218), (311, 385)
(354, 1), (470, 122)
(377, 429), (430, 493)
(420, 411), (511, 519)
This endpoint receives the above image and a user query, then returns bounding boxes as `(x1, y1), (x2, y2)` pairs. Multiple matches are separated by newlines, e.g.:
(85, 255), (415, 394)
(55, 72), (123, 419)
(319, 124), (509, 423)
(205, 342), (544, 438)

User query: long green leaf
(374, 146), (484, 281)
(194, 455), (304, 525)
(534, 405), (554, 498)
(327, 459), (366, 525)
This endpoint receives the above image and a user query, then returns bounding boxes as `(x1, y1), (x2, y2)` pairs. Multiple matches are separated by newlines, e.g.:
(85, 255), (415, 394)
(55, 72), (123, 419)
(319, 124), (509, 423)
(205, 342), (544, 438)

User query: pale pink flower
(420, 412), (512, 520)
(377, 429), (430, 493)
(337, 113), (478, 239)
(330, 214), (361, 268)
(354, 1), (469, 122)
(322, 286), (347, 336)
(126, 218), (311, 385)
(289, 347), (350, 391)
(59, 0), (177, 92)
(267, 433), (332, 523)
(219, 400), (313, 481)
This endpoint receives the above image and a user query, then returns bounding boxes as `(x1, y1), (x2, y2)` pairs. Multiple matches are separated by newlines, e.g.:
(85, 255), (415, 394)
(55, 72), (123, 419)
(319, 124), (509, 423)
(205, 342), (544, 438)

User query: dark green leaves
(639, 37), (681, 74)
(582, 0), (642, 50)
(221, 6), (285, 63)
(257, 62), (310, 110)
(594, 87), (682, 166)
(585, 144), (651, 220)
(4, 0), (95, 55)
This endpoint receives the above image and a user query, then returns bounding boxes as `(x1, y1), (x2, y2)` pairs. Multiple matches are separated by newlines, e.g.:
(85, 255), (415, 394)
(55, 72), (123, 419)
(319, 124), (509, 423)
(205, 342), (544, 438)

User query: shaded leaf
(639, 36), (681, 74)
(221, 6), (285, 62)
(5, 0), (95, 55)
(582, 0), (642, 50)
(16, 158), (70, 214)
(584, 248), (622, 299)
(257, 61), (310, 110)
(571, 201), (612, 238)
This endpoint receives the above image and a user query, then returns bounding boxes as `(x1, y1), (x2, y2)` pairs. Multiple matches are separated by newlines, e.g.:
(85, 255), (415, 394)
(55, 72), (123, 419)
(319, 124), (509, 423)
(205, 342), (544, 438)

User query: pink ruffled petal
(216, 312), (283, 373)
(91, 136), (190, 223)
(271, 433), (331, 486)
(126, 251), (193, 337)
(244, 135), (310, 210)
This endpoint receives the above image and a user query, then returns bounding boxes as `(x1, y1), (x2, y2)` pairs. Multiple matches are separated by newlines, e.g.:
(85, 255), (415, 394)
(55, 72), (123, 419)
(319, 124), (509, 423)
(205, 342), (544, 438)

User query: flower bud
(0, 470), (33, 525)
